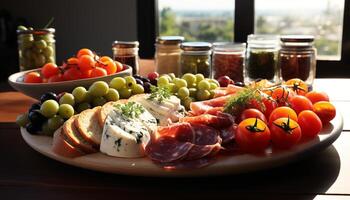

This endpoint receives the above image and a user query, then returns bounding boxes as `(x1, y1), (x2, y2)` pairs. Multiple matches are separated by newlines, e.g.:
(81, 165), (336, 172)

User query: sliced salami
(219, 124), (237, 144)
(156, 122), (194, 143)
(145, 136), (193, 163)
(185, 143), (221, 160)
(192, 124), (221, 145)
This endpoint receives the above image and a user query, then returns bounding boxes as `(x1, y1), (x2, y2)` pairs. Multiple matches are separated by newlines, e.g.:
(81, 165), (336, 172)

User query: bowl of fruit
(8, 48), (132, 100)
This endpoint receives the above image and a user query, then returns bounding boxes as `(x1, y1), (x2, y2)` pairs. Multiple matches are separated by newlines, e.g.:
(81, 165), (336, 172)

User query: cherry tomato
(270, 117), (301, 149)
(305, 91), (330, 104)
(81, 69), (92, 79)
(67, 57), (79, 65)
(289, 95), (313, 114)
(313, 101), (336, 124)
(90, 67), (107, 78)
(269, 106), (298, 125)
(99, 61), (116, 75)
(76, 48), (94, 58)
(24, 72), (42, 83)
(261, 95), (278, 118)
(236, 118), (271, 152)
(63, 67), (82, 80)
(41, 63), (59, 78)
(99, 56), (114, 63)
(148, 72), (159, 81)
(298, 110), (322, 138)
(271, 86), (295, 106)
(48, 74), (64, 82)
(78, 55), (96, 71)
(285, 78), (308, 96)
(240, 108), (267, 123)
(115, 61), (123, 72)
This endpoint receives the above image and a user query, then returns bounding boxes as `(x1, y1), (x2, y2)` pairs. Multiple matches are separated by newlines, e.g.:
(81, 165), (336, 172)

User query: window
(255, 0), (345, 60)
(158, 0), (234, 42)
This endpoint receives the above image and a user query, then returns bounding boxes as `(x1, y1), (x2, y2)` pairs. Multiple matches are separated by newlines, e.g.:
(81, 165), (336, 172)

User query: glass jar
(112, 41), (139, 75)
(155, 36), (184, 76)
(212, 42), (246, 82)
(17, 28), (56, 71)
(180, 42), (212, 78)
(278, 35), (317, 86)
(245, 34), (279, 83)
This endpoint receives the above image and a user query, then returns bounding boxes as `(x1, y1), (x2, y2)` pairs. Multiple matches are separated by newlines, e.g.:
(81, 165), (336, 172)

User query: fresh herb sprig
(115, 102), (145, 118)
(147, 86), (171, 103)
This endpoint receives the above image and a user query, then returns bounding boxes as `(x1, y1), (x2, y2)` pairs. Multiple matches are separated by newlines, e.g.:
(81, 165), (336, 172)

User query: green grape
(76, 102), (91, 113)
(209, 90), (215, 99)
(178, 87), (190, 99)
(119, 88), (132, 99)
(58, 104), (74, 119)
(109, 77), (126, 90)
(182, 73), (196, 86)
(132, 84), (144, 95)
(92, 96), (107, 107)
(195, 74), (205, 83)
(40, 100), (59, 118)
(34, 40), (47, 49)
(16, 113), (29, 127)
(48, 115), (64, 131)
(197, 80), (211, 90)
(72, 87), (87, 103)
(41, 122), (54, 136)
(59, 93), (75, 106)
(182, 97), (194, 110)
(104, 88), (120, 101)
(88, 81), (109, 97)
(125, 76), (137, 88)
(175, 79), (187, 88)
(43, 46), (54, 57)
(84, 91), (94, 103)
(168, 73), (176, 80)
(157, 76), (170, 86)
(189, 88), (197, 98)
(167, 83), (177, 93)
(208, 79), (220, 87)
(161, 74), (172, 82)
(210, 83), (218, 90)
(196, 90), (211, 101)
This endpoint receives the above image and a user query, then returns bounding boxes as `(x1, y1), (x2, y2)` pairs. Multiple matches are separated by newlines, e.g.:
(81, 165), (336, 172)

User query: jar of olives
(17, 28), (56, 71)
(112, 41), (140, 75)
(155, 36), (184, 76)
(180, 42), (212, 78)
(245, 34), (280, 83)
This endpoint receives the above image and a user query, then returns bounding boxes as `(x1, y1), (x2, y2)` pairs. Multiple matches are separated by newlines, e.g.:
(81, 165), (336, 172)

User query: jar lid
(213, 42), (246, 52)
(113, 41), (139, 48)
(17, 28), (55, 35)
(281, 35), (314, 43)
(156, 36), (184, 45)
(180, 42), (212, 51)
(247, 34), (279, 47)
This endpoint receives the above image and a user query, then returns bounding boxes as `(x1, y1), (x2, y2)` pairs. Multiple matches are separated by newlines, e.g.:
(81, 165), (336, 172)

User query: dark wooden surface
(1, 78), (350, 199)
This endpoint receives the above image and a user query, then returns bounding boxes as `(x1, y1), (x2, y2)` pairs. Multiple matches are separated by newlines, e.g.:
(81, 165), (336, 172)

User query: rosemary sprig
(147, 86), (171, 103)
(114, 102), (145, 119)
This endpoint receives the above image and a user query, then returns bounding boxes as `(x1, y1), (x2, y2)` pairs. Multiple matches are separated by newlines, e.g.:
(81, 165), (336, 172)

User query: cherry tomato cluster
(235, 78), (336, 153)
(23, 48), (124, 83)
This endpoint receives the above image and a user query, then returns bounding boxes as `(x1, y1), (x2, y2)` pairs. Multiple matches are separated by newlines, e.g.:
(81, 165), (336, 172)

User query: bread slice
(62, 115), (97, 153)
(52, 128), (85, 158)
(75, 106), (103, 146)
(98, 99), (128, 127)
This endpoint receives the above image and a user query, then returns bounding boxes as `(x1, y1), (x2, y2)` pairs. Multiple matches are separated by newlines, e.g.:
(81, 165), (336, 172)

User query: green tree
(159, 7), (180, 36)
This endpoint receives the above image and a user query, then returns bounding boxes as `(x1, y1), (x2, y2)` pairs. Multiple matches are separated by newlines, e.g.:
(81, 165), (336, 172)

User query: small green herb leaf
(114, 102), (145, 118)
(148, 86), (171, 103)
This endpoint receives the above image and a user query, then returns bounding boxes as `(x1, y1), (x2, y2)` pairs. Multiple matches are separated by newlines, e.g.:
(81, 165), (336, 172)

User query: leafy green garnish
(114, 102), (145, 118)
(147, 86), (171, 103)
(224, 86), (265, 116)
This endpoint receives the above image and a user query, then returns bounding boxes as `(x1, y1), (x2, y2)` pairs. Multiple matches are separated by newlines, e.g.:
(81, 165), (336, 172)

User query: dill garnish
(147, 86), (171, 103)
(114, 102), (145, 118)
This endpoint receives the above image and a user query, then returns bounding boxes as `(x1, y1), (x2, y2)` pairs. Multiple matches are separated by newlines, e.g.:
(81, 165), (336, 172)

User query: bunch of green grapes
(109, 75), (145, 99)
(157, 73), (220, 109)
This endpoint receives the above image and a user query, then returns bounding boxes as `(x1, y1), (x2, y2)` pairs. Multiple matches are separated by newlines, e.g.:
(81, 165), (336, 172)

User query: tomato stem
(272, 115), (298, 134)
(245, 118), (265, 133)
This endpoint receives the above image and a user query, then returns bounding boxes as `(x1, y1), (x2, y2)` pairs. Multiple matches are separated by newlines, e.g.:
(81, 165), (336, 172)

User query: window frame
(137, 0), (350, 77)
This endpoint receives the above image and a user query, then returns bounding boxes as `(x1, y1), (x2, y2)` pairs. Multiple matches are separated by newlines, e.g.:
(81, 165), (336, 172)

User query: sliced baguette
(62, 115), (97, 153)
(75, 106), (103, 146)
(98, 99), (128, 127)
(52, 128), (85, 158)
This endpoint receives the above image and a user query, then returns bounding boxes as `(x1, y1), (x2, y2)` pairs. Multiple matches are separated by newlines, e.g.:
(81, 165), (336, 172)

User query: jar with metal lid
(180, 42), (212, 78)
(17, 28), (56, 71)
(212, 42), (246, 82)
(278, 35), (317, 86)
(112, 41), (139, 75)
(245, 34), (279, 83)
(155, 36), (184, 76)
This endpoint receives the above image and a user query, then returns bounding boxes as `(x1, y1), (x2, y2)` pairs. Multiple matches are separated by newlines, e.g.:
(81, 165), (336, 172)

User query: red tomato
(269, 106), (298, 125)
(240, 108), (267, 123)
(236, 118), (271, 152)
(115, 61), (123, 72)
(270, 117), (301, 149)
(48, 74), (64, 82)
(63, 67), (82, 80)
(81, 69), (92, 79)
(41, 63), (59, 78)
(90, 67), (107, 78)
(305, 91), (330, 104)
(99, 61), (116, 75)
(261, 95), (278, 118)
(78, 55), (96, 71)
(289, 95), (313, 114)
(313, 101), (336, 124)
(24, 72), (42, 83)
(76, 48), (94, 58)
(271, 86), (295, 106)
(298, 110), (322, 138)
(285, 78), (309, 96)
(99, 56), (113, 63)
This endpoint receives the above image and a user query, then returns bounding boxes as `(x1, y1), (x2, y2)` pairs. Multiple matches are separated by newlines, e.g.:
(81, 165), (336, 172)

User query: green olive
(34, 54), (46, 67)
(34, 40), (47, 49)
(43, 46), (54, 57)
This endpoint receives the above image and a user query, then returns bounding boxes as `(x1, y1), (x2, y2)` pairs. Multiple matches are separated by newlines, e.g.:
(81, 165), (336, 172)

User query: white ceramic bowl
(8, 65), (132, 100)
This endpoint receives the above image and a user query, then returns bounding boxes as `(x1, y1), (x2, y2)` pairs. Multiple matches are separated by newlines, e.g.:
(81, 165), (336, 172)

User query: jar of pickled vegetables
(17, 28), (56, 71)
(212, 42), (246, 82)
(155, 36), (184, 76)
(245, 34), (279, 83)
(180, 42), (212, 78)
(112, 41), (139, 75)
(278, 35), (316, 86)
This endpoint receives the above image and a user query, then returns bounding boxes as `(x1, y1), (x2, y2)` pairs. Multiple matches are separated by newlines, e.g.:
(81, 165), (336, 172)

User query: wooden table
(1, 77), (350, 199)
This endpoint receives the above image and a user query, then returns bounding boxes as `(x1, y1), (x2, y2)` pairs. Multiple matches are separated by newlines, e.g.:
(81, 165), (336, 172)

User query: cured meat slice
(185, 143), (221, 160)
(190, 95), (230, 115)
(218, 124), (237, 144)
(145, 136), (193, 163)
(160, 157), (216, 170)
(180, 112), (234, 129)
(213, 84), (243, 98)
(204, 107), (224, 115)
(192, 124), (221, 145)
(156, 122), (194, 143)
